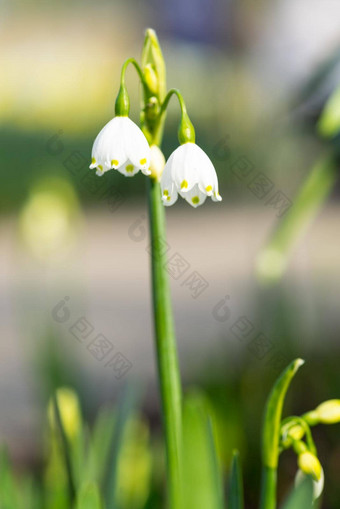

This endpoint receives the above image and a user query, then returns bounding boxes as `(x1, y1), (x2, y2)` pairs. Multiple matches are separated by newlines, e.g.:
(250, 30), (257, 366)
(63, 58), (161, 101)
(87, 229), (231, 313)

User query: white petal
(162, 185), (178, 206)
(295, 468), (324, 500)
(117, 159), (140, 177)
(161, 142), (221, 207)
(180, 183), (207, 208)
(91, 117), (127, 169)
(170, 144), (197, 192)
(122, 117), (151, 174)
(161, 153), (175, 191)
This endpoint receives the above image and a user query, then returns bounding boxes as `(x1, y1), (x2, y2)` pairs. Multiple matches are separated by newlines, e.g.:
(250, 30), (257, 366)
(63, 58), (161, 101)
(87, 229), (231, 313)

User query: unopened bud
(144, 64), (159, 95)
(288, 424), (305, 441)
(315, 399), (340, 424)
(298, 452), (322, 482)
(149, 145), (165, 181)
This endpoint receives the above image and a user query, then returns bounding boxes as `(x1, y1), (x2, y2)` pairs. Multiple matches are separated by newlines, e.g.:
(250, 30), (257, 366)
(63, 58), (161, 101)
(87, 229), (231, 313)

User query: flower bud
(288, 424), (305, 441)
(149, 145), (165, 181)
(298, 451), (322, 481)
(280, 421), (305, 449)
(315, 399), (340, 424)
(144, 64), (159, 95)
(142, 29), (166, 102)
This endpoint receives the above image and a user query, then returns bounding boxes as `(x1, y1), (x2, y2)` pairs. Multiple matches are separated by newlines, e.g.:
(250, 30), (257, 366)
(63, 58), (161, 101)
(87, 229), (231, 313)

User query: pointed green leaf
(262, 359), (305, 469)
(228, 450), (244, 509)
(318, 86), (340, 138)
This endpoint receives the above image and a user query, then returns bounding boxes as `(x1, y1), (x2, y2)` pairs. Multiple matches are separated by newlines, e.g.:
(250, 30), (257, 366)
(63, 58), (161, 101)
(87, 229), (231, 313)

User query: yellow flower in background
(19, 177), (80, 262)
(48, 387), (82, 441)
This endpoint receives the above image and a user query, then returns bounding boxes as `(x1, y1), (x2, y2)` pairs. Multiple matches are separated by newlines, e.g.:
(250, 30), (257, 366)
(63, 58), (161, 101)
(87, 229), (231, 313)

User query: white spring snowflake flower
(160, 142), (222, 207)
(295, 467), (324, 500)
(89, 117), (151, 177)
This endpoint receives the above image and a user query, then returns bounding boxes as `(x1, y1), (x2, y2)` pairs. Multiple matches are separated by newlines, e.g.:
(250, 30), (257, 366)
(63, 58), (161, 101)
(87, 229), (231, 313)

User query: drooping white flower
(295, 467), (324, 500)
(160, 142), (222, 207)
(89, 117), (151, 177)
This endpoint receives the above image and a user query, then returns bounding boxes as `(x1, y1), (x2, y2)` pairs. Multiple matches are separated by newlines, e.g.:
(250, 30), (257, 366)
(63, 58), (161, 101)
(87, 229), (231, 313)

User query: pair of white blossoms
(90, 116), (222, 207)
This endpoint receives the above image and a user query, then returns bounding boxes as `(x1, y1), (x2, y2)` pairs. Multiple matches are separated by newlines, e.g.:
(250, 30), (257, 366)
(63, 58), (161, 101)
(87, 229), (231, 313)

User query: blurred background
(1, 0), (340, 507)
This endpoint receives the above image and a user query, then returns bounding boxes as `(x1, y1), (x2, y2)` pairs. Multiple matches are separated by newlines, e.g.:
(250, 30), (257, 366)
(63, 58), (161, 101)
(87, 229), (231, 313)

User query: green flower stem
(158, 89), (195, 144)
(140, 29), (183, 508)
(147, 177), (182, 508)
(120, 57), (147, 89)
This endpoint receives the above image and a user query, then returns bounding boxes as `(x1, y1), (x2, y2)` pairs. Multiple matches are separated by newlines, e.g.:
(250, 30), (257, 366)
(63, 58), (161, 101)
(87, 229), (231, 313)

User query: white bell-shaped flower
(295, 467), (324, 500)
(89, 117), (151, 177)
(160, 142), (222, 207)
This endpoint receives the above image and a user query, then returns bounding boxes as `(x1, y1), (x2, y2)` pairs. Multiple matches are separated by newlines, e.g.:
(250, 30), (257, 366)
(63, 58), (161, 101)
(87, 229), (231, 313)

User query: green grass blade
(180, 392), (224, 509)
(228, 450), (244, 509)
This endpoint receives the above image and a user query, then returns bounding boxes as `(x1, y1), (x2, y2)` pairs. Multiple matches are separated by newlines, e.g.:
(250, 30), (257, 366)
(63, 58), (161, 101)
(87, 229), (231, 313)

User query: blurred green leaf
(0, 447), (18, 509)
(256, 153), (338, 284)
(228, 450), (244, 509)
(180, 392), (224, 509)
(104, 383), (140, 508)
(76, 481), (102, 509)
(86, 406), (116, 484)
(280, 477), (314, 509)
(318, 87), (340, 138)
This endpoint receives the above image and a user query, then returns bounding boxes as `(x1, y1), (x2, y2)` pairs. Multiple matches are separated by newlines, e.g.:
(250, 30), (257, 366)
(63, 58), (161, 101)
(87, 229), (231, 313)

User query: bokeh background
(1, 0), (340, 507)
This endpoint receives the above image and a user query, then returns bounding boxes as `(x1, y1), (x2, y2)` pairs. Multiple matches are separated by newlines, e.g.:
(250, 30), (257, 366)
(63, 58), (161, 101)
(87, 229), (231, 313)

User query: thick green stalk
(147, 178), (182, 508)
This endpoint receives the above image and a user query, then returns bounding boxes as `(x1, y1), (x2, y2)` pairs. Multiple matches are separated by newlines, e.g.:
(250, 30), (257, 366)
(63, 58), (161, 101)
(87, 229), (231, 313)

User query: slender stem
(259, 467), (277, 509)
(120, 57), (148, 94)
(159, 88), (188, 117)
(147, 177), (182, 508)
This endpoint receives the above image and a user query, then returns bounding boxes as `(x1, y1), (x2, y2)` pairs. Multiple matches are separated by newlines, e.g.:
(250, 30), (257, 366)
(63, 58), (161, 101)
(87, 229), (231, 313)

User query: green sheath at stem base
(147, 178), (182, 508)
